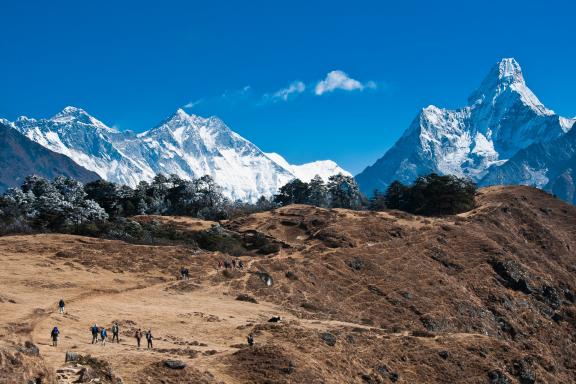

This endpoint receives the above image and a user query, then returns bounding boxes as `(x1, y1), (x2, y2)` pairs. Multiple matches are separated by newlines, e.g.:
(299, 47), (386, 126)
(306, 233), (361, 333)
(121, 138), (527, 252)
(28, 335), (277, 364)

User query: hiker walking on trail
(232, 259), (237, 269)
(146, 329), (153, 349)
(111, 322), (120, 343)
(218, 260), (223, 269)
(100, 327), (108, 345)
(58, 298), (65, 314)
(135, 328), (142, 349)
(51, 326), (60, 347)
(238, 260), (244, 269)
(91, 324), (99, 344)
(247, 334), (254, 347)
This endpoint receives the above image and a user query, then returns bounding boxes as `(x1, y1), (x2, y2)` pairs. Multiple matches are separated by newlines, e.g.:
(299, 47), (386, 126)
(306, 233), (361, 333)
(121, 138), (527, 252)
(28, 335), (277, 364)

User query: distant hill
(0, 122), (99, 191)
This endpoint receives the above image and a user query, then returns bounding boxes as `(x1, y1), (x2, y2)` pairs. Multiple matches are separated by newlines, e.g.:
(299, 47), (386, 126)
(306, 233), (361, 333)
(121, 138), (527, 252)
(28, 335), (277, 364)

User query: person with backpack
(90, 324), (99, 344)
(247, 334), (254, 347)
(58, 298), (65, 314)
(146, 329), (153, 349)
(100, 327), (108, 345)
(51, 326), (60, 347)
(111, 322), (120, 343)
(135, 328), (142, 349)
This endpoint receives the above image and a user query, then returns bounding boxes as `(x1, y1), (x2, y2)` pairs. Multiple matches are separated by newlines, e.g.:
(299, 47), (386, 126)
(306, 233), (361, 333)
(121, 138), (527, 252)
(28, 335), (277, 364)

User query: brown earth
(0, 185), (575, 383)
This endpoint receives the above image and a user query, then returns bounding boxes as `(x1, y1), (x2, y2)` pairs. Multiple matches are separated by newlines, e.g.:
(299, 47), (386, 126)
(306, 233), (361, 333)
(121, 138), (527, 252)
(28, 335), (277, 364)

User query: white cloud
(271, 81), (306, 102)
(183, 99), (202, 109)
(314, 70), (376, 95)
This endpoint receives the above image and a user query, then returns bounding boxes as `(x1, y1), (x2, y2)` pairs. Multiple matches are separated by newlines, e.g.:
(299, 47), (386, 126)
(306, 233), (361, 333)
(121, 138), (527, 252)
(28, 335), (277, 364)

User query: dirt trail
(28, 258), (391, 383)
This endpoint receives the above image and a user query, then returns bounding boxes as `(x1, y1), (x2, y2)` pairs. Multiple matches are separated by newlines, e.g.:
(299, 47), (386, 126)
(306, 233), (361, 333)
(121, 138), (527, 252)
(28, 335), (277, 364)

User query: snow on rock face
(7, 107), (349, 202)
(356, 58), (573, 195)
(265, 153), (351, 182)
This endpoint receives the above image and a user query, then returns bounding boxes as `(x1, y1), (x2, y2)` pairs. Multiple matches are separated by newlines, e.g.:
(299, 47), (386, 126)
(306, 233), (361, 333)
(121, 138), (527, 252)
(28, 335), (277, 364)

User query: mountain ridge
(5, 108), (350, 201)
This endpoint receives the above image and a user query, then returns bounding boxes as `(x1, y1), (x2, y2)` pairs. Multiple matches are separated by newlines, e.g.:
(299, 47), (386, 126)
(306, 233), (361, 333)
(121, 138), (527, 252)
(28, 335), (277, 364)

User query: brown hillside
(0, 186), (575, 383)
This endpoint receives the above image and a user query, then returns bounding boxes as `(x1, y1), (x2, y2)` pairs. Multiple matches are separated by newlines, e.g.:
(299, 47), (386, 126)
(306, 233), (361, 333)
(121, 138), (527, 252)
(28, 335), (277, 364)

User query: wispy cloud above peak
(315, 70), (376, 95)
(271, 81), (306, 102)
(183, 99), (202, 109)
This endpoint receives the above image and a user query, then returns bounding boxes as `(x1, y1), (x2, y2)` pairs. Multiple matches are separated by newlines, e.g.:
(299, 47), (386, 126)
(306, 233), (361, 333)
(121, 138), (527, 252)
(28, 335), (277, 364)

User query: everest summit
(356, 58), (575, 196)
(4, 107), (349, 201)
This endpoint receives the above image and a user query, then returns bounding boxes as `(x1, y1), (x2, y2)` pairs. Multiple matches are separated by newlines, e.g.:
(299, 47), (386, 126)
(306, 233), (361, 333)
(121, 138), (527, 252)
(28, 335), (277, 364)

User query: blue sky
(1, 0), (575, 174)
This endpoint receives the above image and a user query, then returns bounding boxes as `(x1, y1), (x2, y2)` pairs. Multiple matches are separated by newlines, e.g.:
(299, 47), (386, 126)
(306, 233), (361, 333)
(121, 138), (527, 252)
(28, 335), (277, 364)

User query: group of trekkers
(218, 258), (244, 270)
(90, 322), (122, 345)
(89, 323), (153, 349)
(51, 302), (154, 350)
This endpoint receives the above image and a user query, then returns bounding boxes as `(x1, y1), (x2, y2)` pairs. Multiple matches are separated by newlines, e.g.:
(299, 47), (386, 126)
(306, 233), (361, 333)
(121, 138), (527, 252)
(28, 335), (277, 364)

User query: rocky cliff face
(0, 122), (99, 191)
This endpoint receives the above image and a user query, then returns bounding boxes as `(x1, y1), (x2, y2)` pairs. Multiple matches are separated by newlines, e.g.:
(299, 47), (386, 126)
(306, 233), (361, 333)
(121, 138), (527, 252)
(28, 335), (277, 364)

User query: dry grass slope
(0, 185), (574, 383)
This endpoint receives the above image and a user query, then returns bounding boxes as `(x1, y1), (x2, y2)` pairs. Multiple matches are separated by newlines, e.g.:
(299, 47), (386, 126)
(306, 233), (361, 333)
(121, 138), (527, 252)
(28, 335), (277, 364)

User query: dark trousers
(136, 337), (141, 348)
(112, 333), (119, 343)
(92, 333), (98, 344)
(147, 339), (153, 348)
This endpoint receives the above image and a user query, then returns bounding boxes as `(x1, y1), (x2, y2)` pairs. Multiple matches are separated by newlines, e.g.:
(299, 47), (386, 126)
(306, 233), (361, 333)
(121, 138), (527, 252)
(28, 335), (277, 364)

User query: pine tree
(307, 175), (328, 207)
(384, 181), (408, 210)
(368, 189), (387, 211)
(327, 174), (362, 209)
(273, 179), (310, 206)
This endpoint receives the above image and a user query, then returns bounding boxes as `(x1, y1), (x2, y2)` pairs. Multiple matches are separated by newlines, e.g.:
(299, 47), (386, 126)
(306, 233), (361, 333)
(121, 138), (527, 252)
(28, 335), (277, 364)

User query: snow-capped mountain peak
(469, 58), (552, 116)
(494, 57), (524, 84)
(265, 152), (351, 182)
(356, 58), (573, 195)
(51, 106), (114, 131)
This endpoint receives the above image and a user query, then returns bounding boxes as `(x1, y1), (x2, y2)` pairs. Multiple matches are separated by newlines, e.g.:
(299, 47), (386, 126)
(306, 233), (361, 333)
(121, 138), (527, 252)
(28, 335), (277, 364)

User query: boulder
(320, 332), (336, 346)
(164, 359), (187, 370)
(489, 260), (533, 294)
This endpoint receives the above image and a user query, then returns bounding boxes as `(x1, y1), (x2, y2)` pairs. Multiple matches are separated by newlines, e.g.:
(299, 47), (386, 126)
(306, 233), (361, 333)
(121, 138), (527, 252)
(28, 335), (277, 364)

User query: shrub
(236, 294), (258, 304)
